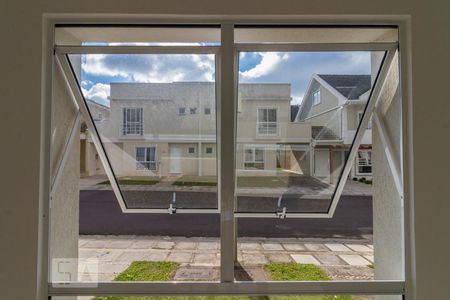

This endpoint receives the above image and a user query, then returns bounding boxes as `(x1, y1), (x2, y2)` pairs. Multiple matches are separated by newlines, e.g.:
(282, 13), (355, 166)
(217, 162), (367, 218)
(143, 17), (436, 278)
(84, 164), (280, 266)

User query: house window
(312, 89), (321, 106)
(188, 146), (196, 154)
(136, 147), (156, 170)
(357, 150), (372, 175)
(178, 107), (186, 115)
(122, 107), (143, 135)
(204, 107), (211, 115)
(357, 111), (372, 129)
(244, 147), (265, 170)
(190, 107), (197, 115)
(257, 108), (278, 135)
(205, 147), (213, 154)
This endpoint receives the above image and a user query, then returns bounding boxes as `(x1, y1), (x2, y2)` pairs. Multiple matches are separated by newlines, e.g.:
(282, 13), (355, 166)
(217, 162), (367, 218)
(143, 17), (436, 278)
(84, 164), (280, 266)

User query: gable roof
(317, 74), (371, 100)
(290, 105), (300, 122)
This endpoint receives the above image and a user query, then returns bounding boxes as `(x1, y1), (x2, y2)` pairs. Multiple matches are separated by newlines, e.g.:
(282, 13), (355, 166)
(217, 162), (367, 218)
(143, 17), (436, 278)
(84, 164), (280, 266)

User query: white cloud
(81, 53), (215, 83)
(82, 83), (110, 106)
(240, 52), (289, 79)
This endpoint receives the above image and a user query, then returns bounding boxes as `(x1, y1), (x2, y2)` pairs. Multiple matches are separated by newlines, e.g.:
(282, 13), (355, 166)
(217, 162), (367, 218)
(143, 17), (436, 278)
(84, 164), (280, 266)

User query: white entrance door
(314, 149), (330, 178)
(170, 147), (182, 174)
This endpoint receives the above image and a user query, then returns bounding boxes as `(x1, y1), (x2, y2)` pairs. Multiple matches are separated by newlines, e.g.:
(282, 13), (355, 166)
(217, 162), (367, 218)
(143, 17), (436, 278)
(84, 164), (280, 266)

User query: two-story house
(295, 74), (373, 183)
(81, 82), (312, 179)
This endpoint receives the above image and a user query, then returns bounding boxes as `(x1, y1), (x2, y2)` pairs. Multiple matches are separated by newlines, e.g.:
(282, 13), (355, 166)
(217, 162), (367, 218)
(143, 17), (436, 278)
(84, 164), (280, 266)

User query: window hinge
(168, 192), (177, 214)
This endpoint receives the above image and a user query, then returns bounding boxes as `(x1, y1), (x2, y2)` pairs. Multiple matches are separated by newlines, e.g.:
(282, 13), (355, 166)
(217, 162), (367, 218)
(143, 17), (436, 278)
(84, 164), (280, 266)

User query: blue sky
(79, 51), (375, 106)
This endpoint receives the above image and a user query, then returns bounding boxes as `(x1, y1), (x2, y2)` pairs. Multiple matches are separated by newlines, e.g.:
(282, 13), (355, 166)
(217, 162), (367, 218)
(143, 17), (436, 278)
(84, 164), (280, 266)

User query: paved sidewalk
(78, 235), (374, 282)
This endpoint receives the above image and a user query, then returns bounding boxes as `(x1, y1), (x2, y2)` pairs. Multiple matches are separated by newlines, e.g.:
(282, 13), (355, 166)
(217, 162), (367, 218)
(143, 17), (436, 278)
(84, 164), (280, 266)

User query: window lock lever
(168, 192), (177, 214)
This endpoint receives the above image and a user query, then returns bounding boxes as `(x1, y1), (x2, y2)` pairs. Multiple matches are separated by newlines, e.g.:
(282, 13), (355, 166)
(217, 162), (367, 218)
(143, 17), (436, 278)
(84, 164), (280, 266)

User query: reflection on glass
(69, 54), (218, 210)
(236, 51), (383, 213)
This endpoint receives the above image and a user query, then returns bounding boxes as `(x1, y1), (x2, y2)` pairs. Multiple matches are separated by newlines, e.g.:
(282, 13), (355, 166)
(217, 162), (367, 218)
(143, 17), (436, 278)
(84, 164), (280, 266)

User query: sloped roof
(290, 105), (300, 122)
(317, 74), (371, 100)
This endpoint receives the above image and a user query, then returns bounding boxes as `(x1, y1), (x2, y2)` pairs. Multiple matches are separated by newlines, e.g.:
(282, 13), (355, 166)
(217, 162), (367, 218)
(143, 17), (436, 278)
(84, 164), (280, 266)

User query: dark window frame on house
(136, 146), (157, 170)
(122, 107), (143, 135)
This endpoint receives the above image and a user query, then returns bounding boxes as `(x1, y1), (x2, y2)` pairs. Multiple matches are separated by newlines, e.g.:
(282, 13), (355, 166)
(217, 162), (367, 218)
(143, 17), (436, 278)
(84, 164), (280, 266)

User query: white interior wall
(0, 2), (449, 300)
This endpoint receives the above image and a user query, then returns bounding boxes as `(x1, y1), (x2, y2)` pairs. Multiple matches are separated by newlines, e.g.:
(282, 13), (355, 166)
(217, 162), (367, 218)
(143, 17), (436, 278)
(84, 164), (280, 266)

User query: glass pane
(236, 51), (384, 214)
(69, 53), (218, 210)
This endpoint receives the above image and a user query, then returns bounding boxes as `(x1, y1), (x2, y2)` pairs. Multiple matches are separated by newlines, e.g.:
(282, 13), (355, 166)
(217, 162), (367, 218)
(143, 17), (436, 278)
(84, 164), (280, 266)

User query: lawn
(171, 175), (288, 188)
(98, 176), (161, 186)
(173, 175), (217, 187)
(237, 176), (288, 188)
(93, 262), (353, 300)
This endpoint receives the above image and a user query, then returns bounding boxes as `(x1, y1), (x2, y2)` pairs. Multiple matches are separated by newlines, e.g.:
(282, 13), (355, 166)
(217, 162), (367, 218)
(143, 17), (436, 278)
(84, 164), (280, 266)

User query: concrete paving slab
(364, 255), (374, 263)
(197, 242), (219, 250)
(174, 242), (197, 250)
(115, 251), (148, 262)
(261, 243), (284, 251)
(304, 243), (328, 252)
(143, 252), (168, 261)
(192, 253), (219, 266)
(282, 243), (306, 251)
(339, 255), (371, 266)
(325, 243), (351, 252)
(345, 244), (373, 252)
(103, 239), (135, 249)
(241, 253), (268, 265)
(266, 253), (292, 263)
(167, 252), (193, 263)
(174, 267), (218, 281)
(154, 241), (175, 249)
(315, 253), (346, 266)
(291, 254), (321, 265)
(239, 242), (262, 251)
(129, 239), (156, 249)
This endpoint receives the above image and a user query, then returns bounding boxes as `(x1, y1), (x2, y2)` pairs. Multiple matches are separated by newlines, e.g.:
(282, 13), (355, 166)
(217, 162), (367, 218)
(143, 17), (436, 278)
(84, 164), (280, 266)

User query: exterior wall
(299, 80), (342, 138)
(87, 82), (310, 177)
(346, 103), (366, 130)
(87, 101), (110, 121)
(200, 143), (217, 176)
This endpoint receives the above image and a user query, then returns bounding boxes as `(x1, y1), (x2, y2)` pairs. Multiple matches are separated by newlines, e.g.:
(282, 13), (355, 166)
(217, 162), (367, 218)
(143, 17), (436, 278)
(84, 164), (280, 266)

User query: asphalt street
(80, 190), (373, 240)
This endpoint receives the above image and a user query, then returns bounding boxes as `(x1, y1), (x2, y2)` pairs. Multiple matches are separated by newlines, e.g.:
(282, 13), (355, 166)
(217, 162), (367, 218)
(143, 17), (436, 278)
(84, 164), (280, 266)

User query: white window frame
(46, 19), (408, 298)
(244, 146), (265, 170)
(122, 107), (143, 135)
(356, 149), (373, 175)
(136, 146), (157, 170)
(257, 107), (278, 136)
(312, 89), (321, 106)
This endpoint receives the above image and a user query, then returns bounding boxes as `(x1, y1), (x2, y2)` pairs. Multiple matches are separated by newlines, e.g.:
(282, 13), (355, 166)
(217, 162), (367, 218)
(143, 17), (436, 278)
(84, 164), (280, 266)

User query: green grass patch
(98, 176), (160, 186)
(237, 176), (288, 188)
(173, 175), (217, 187)
(367, 264), (374, 269)
(264, 263), (354, 300)
(265, 263), (331, 281)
